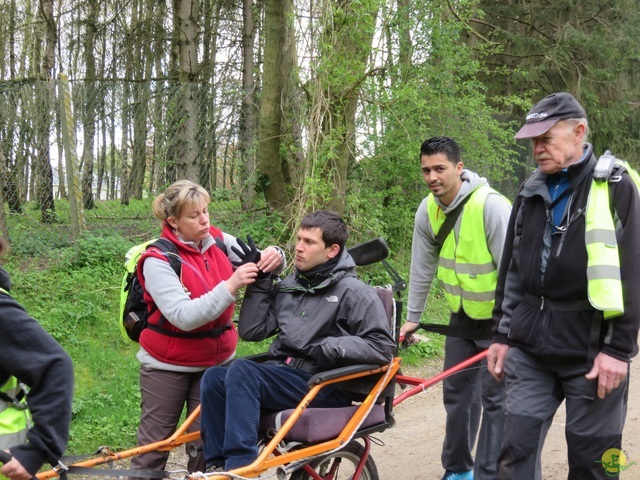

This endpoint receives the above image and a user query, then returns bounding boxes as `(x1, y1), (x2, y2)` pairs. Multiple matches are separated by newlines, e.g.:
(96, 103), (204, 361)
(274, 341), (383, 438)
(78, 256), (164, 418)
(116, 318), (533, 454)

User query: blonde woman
(129, 180), (284, 478)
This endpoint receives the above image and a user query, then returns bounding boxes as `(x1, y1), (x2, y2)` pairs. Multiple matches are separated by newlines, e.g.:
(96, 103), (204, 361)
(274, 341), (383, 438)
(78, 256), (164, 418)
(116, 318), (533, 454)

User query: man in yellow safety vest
(487, 92), (640, 480)
(400, 136), (511, 480)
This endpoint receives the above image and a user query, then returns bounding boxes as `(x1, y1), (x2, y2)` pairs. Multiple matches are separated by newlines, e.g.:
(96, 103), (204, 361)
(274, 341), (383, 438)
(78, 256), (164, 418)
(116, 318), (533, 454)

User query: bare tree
(288, 0), (383, 215)
(80, 0), (99, 209)
(170, 0), (200, 181)
(150, 0), (169, 191)
(0, 147), (10, 241)
(34, 0), (57, 222)
(129, 0), (154, 199)
(238, 0), (258, 209)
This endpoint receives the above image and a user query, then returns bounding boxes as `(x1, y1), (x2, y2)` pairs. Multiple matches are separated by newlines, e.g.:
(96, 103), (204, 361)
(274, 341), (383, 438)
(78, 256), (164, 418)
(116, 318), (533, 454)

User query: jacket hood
(436, 169), (489, 214)
(334, 249), (356, 270)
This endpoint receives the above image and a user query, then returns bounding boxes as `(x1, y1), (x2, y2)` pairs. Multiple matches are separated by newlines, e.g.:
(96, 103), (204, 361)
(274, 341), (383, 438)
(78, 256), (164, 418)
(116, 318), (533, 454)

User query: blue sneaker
(442, 471), (473, 480)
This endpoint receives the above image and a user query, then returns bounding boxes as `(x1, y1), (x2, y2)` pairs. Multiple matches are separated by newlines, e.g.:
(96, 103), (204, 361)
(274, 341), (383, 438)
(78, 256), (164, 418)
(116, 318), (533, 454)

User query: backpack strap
(434, 194), (472, 248)
(148, 238), (181, 275)
(146, 323), (232, 339)
(144, 238), (181, 328)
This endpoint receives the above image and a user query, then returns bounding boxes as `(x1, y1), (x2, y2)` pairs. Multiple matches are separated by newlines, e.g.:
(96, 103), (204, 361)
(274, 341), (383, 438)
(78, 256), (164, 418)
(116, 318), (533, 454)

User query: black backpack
(119, 238), (181, 342)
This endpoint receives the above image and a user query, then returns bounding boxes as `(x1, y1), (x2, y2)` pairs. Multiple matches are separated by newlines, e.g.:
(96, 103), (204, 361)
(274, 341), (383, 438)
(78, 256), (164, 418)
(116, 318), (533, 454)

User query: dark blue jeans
(200, 358), (351, 470)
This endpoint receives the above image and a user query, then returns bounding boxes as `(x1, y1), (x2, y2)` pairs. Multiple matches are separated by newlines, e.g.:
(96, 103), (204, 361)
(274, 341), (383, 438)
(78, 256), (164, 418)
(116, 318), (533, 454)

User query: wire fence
(0, 76), (532, 260)
(0, 76), (246, 252)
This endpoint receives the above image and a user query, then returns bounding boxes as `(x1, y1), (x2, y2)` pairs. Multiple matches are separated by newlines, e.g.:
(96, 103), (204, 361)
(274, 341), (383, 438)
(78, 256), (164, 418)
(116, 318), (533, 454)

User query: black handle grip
(0, 449), (12, 464)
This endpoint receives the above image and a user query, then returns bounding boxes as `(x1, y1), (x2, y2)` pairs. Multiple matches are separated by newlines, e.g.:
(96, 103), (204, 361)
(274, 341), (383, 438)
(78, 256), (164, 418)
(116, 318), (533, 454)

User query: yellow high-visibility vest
(427, 186), (501, 319)
(0, 376), (31, 450)
(585, 160), (640, 319)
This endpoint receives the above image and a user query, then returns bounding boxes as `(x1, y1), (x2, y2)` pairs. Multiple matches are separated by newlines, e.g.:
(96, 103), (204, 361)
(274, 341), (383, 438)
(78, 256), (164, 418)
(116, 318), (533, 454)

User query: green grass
(2, 210), (450, 455)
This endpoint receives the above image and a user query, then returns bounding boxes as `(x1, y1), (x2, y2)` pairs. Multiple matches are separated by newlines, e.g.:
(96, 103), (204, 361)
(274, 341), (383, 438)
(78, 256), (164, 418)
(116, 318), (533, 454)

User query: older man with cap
(487, 92), (640, 479)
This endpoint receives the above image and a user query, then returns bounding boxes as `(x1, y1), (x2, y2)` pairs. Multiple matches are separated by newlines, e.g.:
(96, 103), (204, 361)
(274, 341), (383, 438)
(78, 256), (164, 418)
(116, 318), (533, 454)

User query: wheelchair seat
(259, 403), (387, 444)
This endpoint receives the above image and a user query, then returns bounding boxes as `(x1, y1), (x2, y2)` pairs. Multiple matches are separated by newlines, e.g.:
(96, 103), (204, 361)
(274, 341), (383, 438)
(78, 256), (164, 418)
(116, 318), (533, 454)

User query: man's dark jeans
(200, 358), (351, 470)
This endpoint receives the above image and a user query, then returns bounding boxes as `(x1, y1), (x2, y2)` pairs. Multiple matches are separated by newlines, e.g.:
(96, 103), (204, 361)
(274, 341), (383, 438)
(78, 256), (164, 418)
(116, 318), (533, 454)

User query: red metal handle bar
(394, 350), (488, 406)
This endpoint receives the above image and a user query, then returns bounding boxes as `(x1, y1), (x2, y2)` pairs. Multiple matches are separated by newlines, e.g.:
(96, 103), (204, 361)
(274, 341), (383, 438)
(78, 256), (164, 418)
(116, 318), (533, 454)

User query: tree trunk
(171, 0), (200, 181)
(96, 4), (108, 201)
(34, 0), (57, 223)
(257, 0), (296, 214)
(81, 0), (98, 209)
(119, 0), (137, 205)
(238, 0), (258, 209)
(150, 0), (168, 191)
(313, 0), (382, 214)
(1, 0), (22, 213)
(128, 0), (154, 199)
(0, 147), (10, 241)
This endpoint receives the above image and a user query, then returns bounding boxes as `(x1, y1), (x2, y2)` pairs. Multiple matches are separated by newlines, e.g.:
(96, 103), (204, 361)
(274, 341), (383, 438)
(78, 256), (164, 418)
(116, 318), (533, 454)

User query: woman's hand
(225, 263), (259, 295)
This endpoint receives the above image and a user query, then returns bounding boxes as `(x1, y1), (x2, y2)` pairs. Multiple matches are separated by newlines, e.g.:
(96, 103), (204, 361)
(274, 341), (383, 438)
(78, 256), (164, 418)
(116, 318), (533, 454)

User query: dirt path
(371, 355), (640, 479)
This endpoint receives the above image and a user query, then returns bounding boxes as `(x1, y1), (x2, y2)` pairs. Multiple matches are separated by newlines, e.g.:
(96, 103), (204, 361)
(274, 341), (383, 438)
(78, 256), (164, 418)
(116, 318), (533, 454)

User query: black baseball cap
(515, 92), (587, 139)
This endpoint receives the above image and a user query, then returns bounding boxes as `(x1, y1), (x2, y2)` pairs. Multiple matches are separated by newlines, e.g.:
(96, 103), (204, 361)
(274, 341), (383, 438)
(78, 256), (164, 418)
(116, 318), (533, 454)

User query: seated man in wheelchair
(199, 210), (396, 472)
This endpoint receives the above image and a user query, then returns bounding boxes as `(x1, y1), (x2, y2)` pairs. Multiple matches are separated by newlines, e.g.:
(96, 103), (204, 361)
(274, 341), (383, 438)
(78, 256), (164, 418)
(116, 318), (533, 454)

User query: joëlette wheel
(289, 439), (379, 480)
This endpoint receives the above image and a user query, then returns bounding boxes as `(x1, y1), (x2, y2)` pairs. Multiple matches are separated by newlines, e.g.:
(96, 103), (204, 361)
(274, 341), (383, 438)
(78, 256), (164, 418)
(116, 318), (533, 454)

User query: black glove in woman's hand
(230, 235), (261, 266)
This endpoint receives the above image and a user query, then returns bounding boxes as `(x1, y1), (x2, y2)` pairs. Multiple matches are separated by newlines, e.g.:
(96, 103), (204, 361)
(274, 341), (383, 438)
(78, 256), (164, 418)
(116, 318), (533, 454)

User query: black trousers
(441, 312), (506, 479)
(500, 347), (629, 480)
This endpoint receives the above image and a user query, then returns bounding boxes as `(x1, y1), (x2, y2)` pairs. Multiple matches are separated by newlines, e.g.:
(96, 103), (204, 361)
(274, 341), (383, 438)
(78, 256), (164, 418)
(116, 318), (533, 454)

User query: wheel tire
(289, 439), (379, 480)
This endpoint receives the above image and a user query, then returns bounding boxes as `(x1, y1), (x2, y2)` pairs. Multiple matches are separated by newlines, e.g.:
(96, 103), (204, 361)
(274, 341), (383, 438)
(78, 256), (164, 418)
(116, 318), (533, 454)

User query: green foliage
(473, 0), (640, 162)
(214, 207), (289, 248)
(236, 338), (273, 357)
(5, 238), (138, 450)
(7, 223), (74, 256)
(349, 0), (522, 255)
(68, 336), (141, 450)
(399, 335), (445, 365)
(61, 234), (132, 271)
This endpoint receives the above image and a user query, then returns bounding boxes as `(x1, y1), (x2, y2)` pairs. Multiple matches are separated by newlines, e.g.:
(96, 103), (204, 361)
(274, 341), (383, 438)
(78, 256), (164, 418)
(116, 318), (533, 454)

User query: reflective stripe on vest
(585, 161), (640, 319)
(427, 186), (499, 319)
(0, 376), (31, 450)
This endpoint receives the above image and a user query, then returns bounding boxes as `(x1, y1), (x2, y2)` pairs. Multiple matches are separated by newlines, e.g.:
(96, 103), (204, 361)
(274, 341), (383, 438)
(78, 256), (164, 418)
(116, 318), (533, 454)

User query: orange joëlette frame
(36, 357), (402, 480)
(36, 350), (488, 480)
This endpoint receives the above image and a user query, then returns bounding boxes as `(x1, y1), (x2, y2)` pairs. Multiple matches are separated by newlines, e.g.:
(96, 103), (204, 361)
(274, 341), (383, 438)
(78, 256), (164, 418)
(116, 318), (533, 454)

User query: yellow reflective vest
(585, 160), (640, 319)
(0, 288), (31, 452)
(427, 185), (501, 319)
(0, 375), (31, 451)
